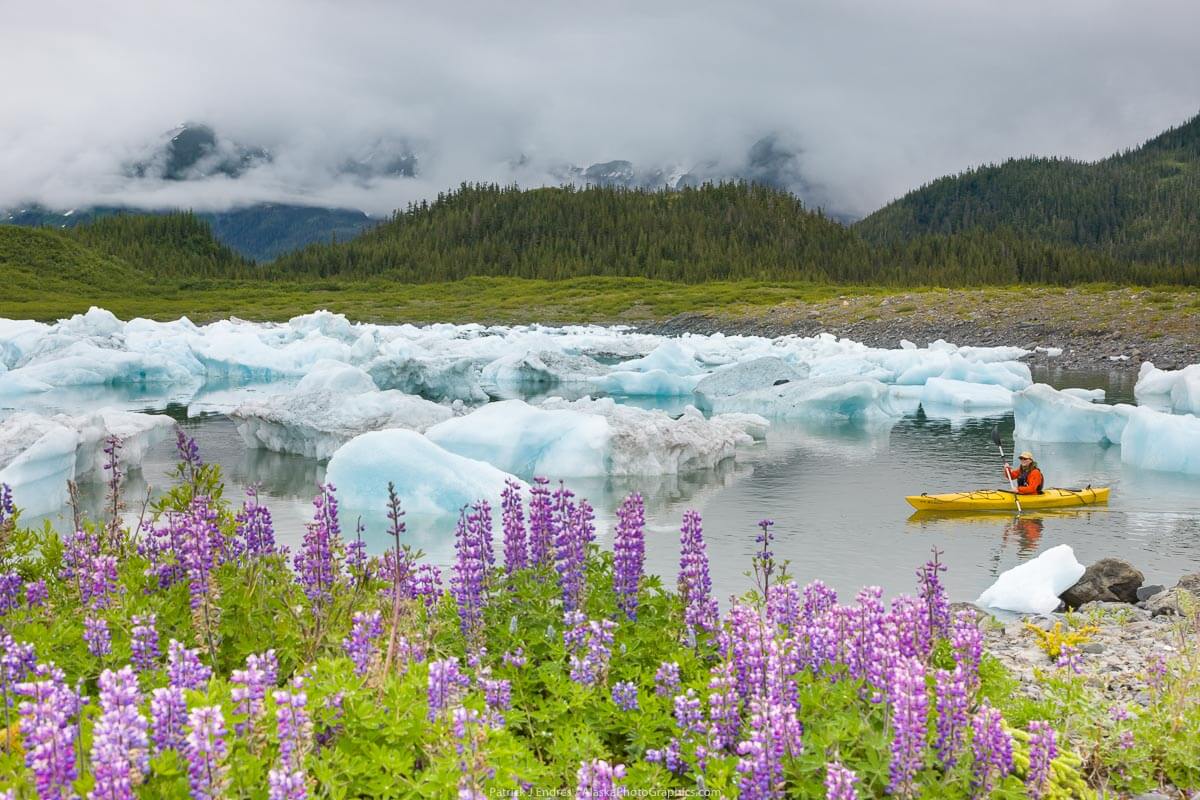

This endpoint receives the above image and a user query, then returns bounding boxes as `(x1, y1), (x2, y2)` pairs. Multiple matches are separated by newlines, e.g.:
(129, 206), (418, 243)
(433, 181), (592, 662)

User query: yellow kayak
(905, 486), (1110, 512)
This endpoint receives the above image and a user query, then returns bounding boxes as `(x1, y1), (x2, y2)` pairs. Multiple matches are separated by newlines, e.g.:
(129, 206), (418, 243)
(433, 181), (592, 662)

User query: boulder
(1145, 575), (1200, 617)
(1059, 558), (1144, 608)
(1136, 584), (1166, 602)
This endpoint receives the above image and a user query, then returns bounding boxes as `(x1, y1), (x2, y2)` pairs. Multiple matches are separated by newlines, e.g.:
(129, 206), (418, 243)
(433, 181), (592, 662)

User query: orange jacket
(1005, 464), (1044, 495)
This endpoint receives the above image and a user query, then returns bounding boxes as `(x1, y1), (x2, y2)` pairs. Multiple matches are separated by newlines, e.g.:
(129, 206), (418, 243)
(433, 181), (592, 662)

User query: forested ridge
(856, 113), (1200, 266)
(266, 182), (1197, 285)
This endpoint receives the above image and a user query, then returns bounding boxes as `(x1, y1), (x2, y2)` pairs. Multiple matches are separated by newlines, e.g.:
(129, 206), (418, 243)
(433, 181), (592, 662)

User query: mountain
(856, 113), (1200, 264)
(3, 203), (376, 263)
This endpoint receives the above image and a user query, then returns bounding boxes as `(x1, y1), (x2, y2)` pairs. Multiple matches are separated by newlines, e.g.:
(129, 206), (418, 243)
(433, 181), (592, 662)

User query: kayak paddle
(990, 424), (1023, 513)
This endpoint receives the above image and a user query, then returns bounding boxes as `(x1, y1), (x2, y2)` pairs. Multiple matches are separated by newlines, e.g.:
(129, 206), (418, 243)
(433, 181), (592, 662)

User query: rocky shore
(641, 287), (1200, 372)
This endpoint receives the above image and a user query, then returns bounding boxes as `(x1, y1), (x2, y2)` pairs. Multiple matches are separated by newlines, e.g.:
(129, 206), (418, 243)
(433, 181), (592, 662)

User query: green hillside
(0, 225), (148, 296)
(268, 182), (1195, 285)
(69, 212), (255, 278)
(856, 113), (1200, 265)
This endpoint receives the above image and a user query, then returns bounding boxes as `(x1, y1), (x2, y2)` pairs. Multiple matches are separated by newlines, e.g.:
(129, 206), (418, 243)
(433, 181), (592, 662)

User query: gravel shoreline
(639, 288), (1200, 372)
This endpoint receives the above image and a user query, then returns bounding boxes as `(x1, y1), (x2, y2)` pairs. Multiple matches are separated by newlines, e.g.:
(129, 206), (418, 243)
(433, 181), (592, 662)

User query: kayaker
(1005, 451), (1044, 495)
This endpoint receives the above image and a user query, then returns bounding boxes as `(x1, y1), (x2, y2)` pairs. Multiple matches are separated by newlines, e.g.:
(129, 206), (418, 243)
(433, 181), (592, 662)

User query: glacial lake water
(18, 366), (1200, 605)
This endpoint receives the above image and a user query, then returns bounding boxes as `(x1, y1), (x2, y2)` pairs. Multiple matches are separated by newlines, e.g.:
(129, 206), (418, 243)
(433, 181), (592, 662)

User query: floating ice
(231, 361), (454, 460)
(1121, 407), (1200, 475)
(692, 357), (809, 412)
(895, 354), (1031, 390)
(615, 340), (704, 375)
(975, 544), (1086, 614)
(1060, 388), (1105, 402)
(428, 397), (765, 476)
(589, 369), (702, 397)
(920, 377), (1013, 412)
(365, 356), (488, 404)
(709, 377), (895, 421)
(0, 410), (174, 517)
(1135, 362), (1200, 415)
(478, 351), (605, 399)
(325, 429), (523, 517)
(1013, 384), (1130, 444)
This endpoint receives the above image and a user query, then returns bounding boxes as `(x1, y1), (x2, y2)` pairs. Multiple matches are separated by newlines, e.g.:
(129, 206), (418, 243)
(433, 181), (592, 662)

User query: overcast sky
(2, 0), (1198, 218)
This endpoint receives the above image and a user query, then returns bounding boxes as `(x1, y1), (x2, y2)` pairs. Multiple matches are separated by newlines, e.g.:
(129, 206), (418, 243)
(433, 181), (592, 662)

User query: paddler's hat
(1018, 451), (1034, 461)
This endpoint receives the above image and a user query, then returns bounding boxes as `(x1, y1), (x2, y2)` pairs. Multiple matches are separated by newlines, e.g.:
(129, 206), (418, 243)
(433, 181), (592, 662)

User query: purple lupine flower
(231, 650), (279, 736)
(475, 499), (495, 569)
(888, 656), (928, 797)
(131, 613), (160, 673)
(502, 647), (527, 668)
(917, 548), (950, 648)
(527, 477), (555, 567)
(235, 486), (277, 558)
(268, 768), (307, 800)
(409, 563), (443, 609)
(825, 761), (858, 800)
(427, 658), (470, 721)
(655, 661), (681, 698)
(611, 681), (639, 711)
(646, 737), (685, 774)
(1057, 644), (1084, 674)
(501, 479), (528, 573)
(1, 633), (37, 709)
(16, 663), (81, 800)
(971, 702), (1013, 796)
(85, 615), (112, 659)
(575, 759), (627, 799)
(481, 677), (512, 726)
(934, 666), (969, 768)
(613, 492), (645, 620)
(1026, 721), (1057, 800)
(185, 705), (229, 800)
(150, 686), (187, 753)
(556, 494), (592, 613)
(678, 510), (718, 635)
(103, 434), (124, 534)
(0, 482), (13, 525)
(167, 639), (212, 691)
(0, 571), (22, 615)
(752, 518), (776, 596)
(803, 581), (838, 622)
(673, 688), (705, 737)
(735, 694), (801, 800)
(564, 612), (616, 687)
(951, 608), (983, 687)
(766, 580), (803, 630)
(295, 484), (343, 611)
(180, 496), (224, 616)
(451, 507), (488, 642)
(342, 611), (384, 676)
(890, 594), (926, 661)
(707, 659), (741, 752)
(90, 666), (150, 799)
(175, 428), (204, 479)
(25, 578), (48, 609)
(274, 678), (311, 770)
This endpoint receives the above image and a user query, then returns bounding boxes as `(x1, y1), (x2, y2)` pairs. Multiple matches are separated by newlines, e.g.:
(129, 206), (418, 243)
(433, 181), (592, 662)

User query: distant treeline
(4, 180), (1199, 289)
(266, 182), (1197, 285)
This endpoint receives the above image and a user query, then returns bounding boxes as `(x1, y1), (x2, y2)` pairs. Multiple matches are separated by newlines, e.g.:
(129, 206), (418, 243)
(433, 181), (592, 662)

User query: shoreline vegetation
(0, 436), (1197, 797)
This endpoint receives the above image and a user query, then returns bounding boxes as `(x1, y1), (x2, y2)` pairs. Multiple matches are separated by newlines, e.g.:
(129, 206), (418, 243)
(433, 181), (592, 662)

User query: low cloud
(2, 0), (1198, 219)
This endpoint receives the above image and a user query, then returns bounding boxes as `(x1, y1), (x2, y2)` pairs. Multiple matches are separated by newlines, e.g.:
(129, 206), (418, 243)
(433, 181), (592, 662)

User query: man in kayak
(1005, 451), (1044, 495)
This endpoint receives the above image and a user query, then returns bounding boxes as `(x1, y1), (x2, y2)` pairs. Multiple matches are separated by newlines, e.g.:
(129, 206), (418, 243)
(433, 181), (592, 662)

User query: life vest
(1017, 462), (1044, 494)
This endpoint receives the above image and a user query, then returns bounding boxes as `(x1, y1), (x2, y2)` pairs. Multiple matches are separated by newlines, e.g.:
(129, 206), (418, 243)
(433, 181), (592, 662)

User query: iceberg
(692, 357), (809, 412)
(976, 544), (1086, 614)
(478, 351), (605, 399)
(1013, 384), (1131, 444)
(231, 361), (454, 460)
(1120, 407), (1200, 476)
(615, 340), (704, 375)
(0, 415), (78, 518)
(325, 429), (523, 517)
(1135, 362), (1200, 415)
(428, 397), (765, 476)
(709, 378), (895, 421)
(365, 356), (489, 404)
(0, 409), (173, 517)
(920, 377), (1013, 412)
(589, 369), (703, 397)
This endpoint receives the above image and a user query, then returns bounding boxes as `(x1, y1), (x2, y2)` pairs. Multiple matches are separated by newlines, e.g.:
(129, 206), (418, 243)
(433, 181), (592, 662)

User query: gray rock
(1136, 584), (1166, 601)
(1080, 643), (1105, 654)
(1178, 573), (1200, 593)
(1060, 558), (1144, 607)
(1132, 794), (1170, 800)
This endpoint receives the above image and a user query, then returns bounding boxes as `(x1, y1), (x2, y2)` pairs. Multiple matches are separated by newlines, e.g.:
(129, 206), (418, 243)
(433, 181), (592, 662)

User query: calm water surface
(30, 367), (1200, 603)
